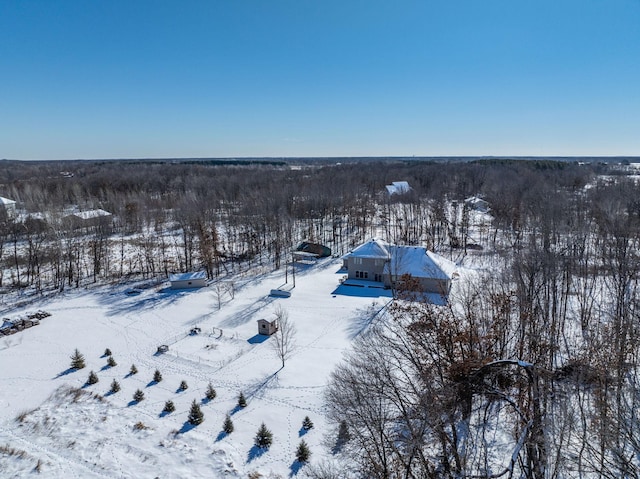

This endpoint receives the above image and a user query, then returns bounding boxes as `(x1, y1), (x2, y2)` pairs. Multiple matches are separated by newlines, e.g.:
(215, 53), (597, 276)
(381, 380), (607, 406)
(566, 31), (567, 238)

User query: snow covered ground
(0, 258), (394, 478)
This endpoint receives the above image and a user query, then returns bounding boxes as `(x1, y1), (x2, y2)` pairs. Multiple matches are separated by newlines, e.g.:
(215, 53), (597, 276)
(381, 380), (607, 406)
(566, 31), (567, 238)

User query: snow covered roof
(347, 238), (391, 259)
(0, 196), (16, 206)
(383, 246), (453, 280)
(169, 271), (207, 282)
(385, 181), (411, 195)
(70, 209), (112, 220)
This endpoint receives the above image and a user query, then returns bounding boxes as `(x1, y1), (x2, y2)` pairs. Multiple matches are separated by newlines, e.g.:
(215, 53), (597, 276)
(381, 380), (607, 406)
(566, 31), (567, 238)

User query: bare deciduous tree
(271, 305), (296, 369)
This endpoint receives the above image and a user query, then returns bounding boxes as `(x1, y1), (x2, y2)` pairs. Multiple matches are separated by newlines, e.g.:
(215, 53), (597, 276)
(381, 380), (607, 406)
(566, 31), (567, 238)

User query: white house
(385, 181), (412, 196)
(0, 196), (16, 219)
(342, 238), (456, 296)
(464, 196), (490, 213)
(169, 271), (207, 289)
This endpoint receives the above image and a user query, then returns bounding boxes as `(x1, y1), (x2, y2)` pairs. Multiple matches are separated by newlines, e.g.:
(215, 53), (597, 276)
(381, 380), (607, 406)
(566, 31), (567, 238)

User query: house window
(363, 272), (368, 279)
(354, 258), (363, 265)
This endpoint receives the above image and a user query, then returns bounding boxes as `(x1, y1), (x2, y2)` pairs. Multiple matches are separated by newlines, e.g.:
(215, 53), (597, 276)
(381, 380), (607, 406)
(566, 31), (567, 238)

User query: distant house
(385, 181), (412, 196)
(342, 238), (456, 296)
(63, 209), (113, 229)
(169, 271), (207, 289)
(0, 196), (16, 219)
(257, 318), (278, 336)
(464, 196), (490, 213)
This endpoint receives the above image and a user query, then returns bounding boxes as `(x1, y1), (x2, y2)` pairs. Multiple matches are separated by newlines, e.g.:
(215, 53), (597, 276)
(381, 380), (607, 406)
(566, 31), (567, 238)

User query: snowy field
(0, 258), (393, 478)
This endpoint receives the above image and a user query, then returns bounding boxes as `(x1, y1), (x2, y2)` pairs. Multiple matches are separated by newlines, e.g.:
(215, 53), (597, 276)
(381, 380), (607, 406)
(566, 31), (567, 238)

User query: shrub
(178, 380), (188, 391)
(153, 370), (162, 383)
(70, 349), (86, 370)
(110, 379), (121, 393)
(254, 422), (273, 449)
(86, 371), (99, 385)
(107, 357), (117, 367)
(296, 439), (311, 463)
(187, 400), (204, 425)
(104, 348), (112, 357)
(222, 414), (234, 434)
(129, 364), (138, 375)
(133, 389), (145, 402)
(163, 400), (175, 413)
(238, 392), (247, 408)
(205, 383), (217, 400)
(302, 415), (314, 431)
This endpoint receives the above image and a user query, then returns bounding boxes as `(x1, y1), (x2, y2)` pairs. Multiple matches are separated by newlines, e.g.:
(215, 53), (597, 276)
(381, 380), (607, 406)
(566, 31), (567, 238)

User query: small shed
(258, 318), (278, 336)
(169, 271), (207, 289)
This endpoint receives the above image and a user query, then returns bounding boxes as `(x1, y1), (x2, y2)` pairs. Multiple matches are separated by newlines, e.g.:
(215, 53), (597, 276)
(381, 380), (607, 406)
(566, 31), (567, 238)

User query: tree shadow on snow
(247, 445), (267, 463)
(146, 380), (158, 388)
(54, 368), (77, 379)
(229, 404), (245, 416)
(215, 431), (227, 442)
(298, 427), (308, 438)
(178, 421), (197, 434)
(127, 399), (141, 407)
(289, 460), (305, 476)
(159, 410), (172, 418)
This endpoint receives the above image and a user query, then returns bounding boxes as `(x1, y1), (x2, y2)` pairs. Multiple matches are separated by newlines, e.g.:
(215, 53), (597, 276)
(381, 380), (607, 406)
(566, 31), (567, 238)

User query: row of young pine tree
(69, 348), (314, 463)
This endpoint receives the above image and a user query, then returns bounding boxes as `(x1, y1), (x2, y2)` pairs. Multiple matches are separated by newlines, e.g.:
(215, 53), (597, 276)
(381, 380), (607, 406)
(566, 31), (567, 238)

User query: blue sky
(1, 0), (639, 159)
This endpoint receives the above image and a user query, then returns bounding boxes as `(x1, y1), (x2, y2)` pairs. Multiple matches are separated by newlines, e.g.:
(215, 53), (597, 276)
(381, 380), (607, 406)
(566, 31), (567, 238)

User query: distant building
(169, 271), (207, 289)
(63, 209), (113, 229)
(0, 196), (17, 219)
(296, 241), (331, 258)
(464, 196), (490, 213)
(385, 181), (412, 196)
(342, 238), (456, 296)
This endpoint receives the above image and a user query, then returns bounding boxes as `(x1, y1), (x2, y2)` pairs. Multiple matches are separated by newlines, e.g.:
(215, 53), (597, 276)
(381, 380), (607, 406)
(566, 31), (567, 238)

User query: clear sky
(1, 0), (639, 159)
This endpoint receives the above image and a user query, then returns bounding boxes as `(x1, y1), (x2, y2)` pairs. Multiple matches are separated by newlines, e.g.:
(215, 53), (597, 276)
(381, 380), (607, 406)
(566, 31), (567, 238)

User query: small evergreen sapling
(178, 380), (188, 391)
(237, 392), (247, 408)
(86, 370), (99, 385)
(296, 440), (311, 463)
(205, 383), (217, 400)
(336, 420), (351, 448)
(110, 379), (121, 393)
(302, 416), (314, 431)
(104, 348), (112, 357)
(107, 356), (117, 367)
(70, 349), (86, 370)
(187, 400), (204, 425)
(153, 369), (162, 383)
(129, 364), (138, 375)
(222, 414), (234, 434)
(254, 422), (273, 449)
(133, 389), (145, 402)
(163, 400), (175, 413)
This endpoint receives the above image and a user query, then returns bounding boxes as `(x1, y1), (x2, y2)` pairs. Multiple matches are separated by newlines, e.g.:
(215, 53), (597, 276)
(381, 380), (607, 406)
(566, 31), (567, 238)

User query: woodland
(2, 157), (640, 478)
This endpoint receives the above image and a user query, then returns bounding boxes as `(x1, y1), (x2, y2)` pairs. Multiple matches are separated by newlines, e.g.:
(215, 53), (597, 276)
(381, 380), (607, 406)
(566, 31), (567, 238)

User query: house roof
(382, 246), (453, 280)
(385, 181), (411, 195)
(0, 196), (16, 206)
(169, 271), (207, 282)
(70, 209), (112, 220)
(346, 238), (390, 259)
(347, 238), (456, 281)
